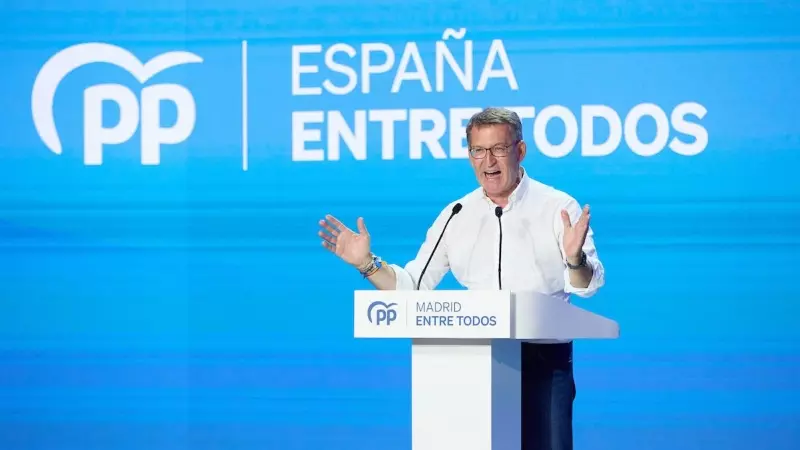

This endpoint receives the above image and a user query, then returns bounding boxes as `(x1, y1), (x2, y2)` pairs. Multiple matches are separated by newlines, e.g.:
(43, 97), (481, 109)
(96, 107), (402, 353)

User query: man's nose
(486, 152), (498, 166)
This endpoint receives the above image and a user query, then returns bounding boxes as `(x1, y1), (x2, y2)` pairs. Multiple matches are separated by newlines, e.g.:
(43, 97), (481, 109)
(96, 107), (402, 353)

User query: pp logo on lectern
(367, 301), (397, 326)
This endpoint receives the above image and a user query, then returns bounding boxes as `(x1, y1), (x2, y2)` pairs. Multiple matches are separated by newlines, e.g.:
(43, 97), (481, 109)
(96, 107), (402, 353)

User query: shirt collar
(481, 166), (530, 210)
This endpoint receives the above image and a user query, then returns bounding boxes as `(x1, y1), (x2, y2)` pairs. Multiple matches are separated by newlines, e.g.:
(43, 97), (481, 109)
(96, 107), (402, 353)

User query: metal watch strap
(566, 251), (587, 269)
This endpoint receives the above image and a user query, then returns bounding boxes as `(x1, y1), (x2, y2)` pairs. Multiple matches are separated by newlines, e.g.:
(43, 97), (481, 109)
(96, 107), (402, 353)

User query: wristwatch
(358, 253), (383, 277)
(566, 251), (587, 269)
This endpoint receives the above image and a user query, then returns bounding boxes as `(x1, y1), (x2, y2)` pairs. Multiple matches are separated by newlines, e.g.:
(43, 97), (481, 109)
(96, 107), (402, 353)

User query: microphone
(416, 203), (463, 290)
(495, 206), (503, 290)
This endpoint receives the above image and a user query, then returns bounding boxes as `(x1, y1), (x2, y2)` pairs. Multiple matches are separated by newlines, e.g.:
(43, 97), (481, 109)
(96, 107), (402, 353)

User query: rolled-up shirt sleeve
(391, 263), (417, 291)
(555, 196), (606, 298)
(390, 202), (457, 291)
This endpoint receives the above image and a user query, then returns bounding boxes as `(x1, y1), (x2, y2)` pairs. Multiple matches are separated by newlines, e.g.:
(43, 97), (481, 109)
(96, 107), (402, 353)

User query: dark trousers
(521, 342), (576, 450)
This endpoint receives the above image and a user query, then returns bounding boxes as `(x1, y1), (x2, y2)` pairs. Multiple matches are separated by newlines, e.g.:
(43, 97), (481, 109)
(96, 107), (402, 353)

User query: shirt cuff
(563, 256), (605, 298)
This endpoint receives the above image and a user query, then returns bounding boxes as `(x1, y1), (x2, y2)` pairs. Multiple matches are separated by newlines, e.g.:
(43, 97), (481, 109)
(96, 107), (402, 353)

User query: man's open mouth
(485, 171), (501, 178)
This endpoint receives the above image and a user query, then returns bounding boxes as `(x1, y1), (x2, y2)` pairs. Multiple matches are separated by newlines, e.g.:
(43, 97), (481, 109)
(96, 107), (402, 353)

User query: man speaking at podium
(318, 107), (605, 450)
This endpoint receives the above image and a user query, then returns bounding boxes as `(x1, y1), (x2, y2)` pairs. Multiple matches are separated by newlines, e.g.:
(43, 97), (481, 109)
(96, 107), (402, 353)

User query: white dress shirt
(390, 168), (605, 302)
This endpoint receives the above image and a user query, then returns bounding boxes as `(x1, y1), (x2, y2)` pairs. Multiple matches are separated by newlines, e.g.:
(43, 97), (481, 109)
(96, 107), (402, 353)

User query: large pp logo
(31, 42), (202, 165)
(367, 301), (398, 326)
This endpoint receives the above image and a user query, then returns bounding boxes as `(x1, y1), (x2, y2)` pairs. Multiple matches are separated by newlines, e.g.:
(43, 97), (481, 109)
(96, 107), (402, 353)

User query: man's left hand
(560, 204), (591, 265)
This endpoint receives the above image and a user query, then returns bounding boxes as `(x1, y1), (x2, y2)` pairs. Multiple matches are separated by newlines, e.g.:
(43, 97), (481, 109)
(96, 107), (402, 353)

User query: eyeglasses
(468, 141), (517, 159)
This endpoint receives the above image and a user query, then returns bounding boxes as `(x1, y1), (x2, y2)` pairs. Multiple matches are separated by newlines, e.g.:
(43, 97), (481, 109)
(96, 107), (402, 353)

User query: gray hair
(465, 107), (523, 145)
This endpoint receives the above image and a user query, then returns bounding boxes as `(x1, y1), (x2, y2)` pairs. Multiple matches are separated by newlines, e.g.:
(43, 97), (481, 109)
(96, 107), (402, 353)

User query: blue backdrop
(1, 1), (799, 449)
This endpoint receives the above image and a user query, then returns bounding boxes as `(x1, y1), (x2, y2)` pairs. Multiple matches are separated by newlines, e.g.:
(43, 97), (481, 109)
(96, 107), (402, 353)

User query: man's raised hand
(318, 214), (372, 267)
(560, 204), (591, 264)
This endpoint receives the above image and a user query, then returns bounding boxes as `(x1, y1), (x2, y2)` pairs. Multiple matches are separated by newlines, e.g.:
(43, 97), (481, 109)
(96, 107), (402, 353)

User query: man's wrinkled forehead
(467, 123), (515, 147)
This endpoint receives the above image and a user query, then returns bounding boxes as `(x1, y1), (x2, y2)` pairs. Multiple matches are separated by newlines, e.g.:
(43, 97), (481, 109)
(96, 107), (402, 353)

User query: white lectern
(353, 289), (619, 450)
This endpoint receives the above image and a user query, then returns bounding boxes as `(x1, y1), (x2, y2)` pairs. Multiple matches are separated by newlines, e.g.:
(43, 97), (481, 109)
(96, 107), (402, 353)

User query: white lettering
(83, 84), (139, 165)
(449, 107), (482, 158)
(289, 103), (709, 161)
(669, 102), (708, 156)
(31, 43), (202, 165)
(534, 105), (579, 158)
(409, 109), (447, 159)
(291, 45), (322, 96)
(581, 105), (622, 157)
(328, 110), (367, 160)
(369, 109), (407, 160)
(625, 103), (670, 157)
(83, 83), (195, 166)
(140, 84), (196, 165)
(322, 44), (358, 95)
(435, 30), (473, 92)
(290, 30), (519, 95)
(292, 111), (324, 161)
(391, 43), (431, 93)
(361, 43), (395, 94)
(506, 106), (535, 122)
(476, 39), (518, 91)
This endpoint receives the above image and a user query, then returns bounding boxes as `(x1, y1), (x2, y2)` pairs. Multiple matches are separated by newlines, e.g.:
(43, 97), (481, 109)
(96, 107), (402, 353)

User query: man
(318, 107), (605, 450)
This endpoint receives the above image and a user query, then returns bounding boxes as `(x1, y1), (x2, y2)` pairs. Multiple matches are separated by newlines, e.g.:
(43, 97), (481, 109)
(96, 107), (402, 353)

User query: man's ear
(517, 140), (527, 162)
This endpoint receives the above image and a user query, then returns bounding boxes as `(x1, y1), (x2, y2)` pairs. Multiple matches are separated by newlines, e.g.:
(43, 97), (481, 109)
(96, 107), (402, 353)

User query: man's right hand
(318, 214), (372, 268)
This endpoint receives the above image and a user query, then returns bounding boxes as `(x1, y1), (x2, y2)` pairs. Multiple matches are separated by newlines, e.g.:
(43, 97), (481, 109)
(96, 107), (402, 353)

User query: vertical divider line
(242, 40), (249, 171)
